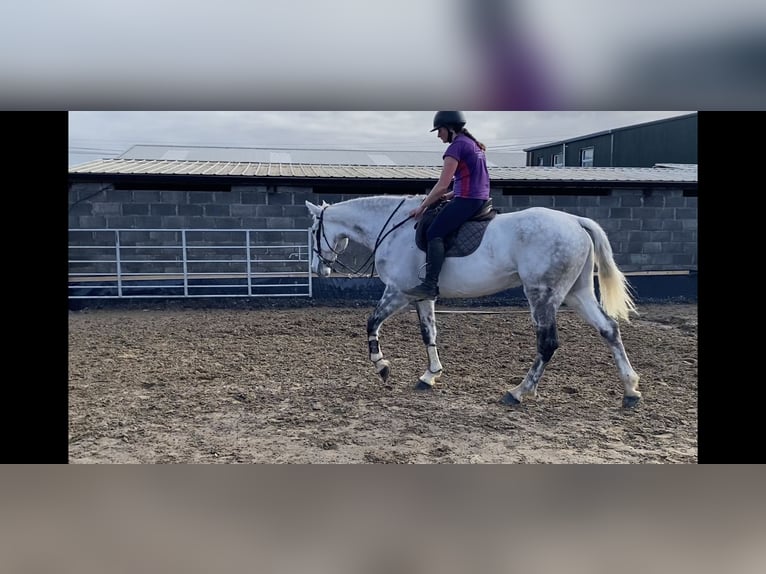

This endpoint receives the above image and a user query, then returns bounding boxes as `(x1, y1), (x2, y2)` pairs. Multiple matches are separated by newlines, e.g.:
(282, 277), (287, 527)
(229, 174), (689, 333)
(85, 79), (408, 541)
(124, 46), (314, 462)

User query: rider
(403, 111), (491, 299)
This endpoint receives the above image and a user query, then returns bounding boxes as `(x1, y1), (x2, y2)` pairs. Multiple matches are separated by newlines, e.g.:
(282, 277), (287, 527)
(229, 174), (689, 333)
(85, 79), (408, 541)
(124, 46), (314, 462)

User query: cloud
(67, 111), (693, 167)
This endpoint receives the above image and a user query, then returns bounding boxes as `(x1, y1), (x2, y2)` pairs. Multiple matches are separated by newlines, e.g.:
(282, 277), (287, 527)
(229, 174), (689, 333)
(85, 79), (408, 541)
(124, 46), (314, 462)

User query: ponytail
(458, 128), (486, 151)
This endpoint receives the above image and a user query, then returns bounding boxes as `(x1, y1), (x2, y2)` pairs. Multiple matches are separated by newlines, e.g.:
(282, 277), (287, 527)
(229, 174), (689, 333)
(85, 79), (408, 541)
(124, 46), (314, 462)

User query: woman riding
(404, 111), (491, 299)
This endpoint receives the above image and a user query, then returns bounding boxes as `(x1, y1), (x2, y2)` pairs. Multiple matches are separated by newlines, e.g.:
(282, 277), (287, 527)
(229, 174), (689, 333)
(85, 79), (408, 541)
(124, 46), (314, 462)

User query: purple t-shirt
(443, 134), (490, 199)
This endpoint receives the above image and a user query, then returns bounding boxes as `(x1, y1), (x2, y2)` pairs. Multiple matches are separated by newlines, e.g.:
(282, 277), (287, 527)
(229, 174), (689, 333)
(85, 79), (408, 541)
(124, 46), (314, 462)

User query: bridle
(312, 205), (342, 270)
(311, 198), (412, 277)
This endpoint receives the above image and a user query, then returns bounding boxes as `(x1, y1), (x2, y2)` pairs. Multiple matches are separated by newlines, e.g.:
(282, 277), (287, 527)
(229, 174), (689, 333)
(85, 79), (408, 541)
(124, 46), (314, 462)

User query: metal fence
(68, 228), (313, 299)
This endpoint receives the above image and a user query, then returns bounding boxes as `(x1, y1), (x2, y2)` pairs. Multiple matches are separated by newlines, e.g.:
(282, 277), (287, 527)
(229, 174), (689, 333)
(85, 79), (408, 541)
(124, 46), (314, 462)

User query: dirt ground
(68, 300), (698, 463)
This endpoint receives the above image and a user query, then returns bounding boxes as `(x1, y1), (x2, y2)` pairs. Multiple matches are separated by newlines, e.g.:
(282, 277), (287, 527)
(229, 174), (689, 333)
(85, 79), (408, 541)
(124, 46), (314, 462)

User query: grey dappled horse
(306, 195), (641, 408)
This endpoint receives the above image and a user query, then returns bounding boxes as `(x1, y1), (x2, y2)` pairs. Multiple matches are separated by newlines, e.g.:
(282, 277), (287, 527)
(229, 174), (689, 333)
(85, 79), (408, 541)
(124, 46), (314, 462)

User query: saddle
(415, 198), (498, 257)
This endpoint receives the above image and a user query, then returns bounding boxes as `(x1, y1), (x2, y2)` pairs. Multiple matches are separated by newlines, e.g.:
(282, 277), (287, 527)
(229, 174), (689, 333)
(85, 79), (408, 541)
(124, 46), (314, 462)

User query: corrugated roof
(69, 159), (697, 184)
(117, 144), (525, 168)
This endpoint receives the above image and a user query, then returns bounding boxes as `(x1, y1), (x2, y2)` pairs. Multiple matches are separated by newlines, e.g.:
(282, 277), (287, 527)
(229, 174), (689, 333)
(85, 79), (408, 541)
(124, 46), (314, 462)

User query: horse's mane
(337, 194), (421, 210)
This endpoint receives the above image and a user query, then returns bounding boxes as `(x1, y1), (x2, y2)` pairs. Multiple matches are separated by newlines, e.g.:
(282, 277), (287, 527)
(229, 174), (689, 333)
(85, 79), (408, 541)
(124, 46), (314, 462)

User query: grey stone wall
(68, 182), (697, 273)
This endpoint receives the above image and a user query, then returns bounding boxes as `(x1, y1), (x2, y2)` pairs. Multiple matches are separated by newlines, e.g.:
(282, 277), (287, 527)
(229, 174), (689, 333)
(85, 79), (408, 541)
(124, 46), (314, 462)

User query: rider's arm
(410, 157), (458, 218)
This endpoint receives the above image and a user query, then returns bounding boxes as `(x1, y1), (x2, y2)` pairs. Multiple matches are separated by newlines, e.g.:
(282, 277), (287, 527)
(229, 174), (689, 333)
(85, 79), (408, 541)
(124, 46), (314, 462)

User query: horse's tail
(576, 216), (638, 322)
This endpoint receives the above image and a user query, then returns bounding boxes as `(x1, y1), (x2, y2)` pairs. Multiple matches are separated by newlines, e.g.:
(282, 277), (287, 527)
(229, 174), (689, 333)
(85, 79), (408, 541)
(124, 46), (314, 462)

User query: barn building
(524, 112), (697, 168)
(68, 143), (697, 303)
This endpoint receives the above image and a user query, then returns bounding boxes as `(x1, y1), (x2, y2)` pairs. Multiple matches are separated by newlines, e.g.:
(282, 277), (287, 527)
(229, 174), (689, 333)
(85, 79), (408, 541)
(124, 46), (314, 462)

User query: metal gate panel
(68, 228), (313, 299)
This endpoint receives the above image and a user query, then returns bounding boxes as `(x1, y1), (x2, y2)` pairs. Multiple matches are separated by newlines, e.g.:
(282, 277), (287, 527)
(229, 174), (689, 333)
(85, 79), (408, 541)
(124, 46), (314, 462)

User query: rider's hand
(410, 203), (427, 219)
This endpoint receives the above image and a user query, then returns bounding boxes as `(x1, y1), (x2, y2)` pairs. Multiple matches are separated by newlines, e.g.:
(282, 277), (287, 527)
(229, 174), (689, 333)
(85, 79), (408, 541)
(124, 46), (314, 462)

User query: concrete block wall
(68, 182), (697, 273)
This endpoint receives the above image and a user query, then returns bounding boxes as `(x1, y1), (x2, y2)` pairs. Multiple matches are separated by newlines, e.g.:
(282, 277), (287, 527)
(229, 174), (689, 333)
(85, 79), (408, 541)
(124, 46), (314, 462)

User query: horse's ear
(305, 201), (321, 217)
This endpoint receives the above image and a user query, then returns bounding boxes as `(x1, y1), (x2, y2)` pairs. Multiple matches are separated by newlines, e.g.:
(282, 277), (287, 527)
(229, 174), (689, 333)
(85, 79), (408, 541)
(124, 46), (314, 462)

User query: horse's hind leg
(367, 286), (410, 383)
(502, 287), (562, 406)
(565, 288), (641, 408)
(413, 299), (443, 390)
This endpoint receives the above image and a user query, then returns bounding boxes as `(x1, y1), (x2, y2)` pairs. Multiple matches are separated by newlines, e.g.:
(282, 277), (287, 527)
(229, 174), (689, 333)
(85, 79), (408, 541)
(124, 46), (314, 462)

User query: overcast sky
(68, 111), (693, 168)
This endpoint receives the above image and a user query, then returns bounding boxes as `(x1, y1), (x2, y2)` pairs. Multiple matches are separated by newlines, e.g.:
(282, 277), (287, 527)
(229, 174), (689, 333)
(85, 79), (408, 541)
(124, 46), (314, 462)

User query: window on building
(553, 153), (563, 167)
(580, 147), (594, 167)
(537, 156), (544, 166)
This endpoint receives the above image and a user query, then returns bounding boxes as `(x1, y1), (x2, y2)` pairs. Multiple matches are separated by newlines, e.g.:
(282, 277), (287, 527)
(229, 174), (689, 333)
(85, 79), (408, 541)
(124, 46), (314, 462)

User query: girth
(415, 198), (498, 257)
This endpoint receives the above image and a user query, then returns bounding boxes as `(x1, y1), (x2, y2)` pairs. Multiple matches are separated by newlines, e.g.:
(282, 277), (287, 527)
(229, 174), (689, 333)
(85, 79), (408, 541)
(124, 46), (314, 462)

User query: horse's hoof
(622, 395), (641, 408)
(415, 380), (433, 391)
(500, 392), (521, 406)
(378, 365), (390, 383)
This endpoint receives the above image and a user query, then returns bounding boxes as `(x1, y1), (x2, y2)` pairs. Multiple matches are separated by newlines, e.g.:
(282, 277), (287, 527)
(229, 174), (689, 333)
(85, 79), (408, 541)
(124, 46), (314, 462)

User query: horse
(305, 194), (642, 408)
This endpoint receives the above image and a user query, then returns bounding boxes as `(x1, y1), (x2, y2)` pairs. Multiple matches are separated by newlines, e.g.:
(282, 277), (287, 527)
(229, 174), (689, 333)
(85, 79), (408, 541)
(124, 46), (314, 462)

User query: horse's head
(305, 200), (349, 276)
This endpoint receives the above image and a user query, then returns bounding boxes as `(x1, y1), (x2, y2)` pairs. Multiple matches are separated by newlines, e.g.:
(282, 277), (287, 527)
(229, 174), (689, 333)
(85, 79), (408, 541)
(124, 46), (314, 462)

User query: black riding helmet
(430, 111), (466, 132)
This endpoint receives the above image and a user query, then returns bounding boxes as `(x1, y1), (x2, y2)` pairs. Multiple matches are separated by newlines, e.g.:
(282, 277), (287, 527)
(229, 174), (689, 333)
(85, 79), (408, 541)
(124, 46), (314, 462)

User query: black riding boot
(404, 237), (445, 299)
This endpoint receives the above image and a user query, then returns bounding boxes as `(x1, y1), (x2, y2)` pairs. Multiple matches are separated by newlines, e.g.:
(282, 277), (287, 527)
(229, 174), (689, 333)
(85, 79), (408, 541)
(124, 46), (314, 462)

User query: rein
(315, 198), (412, 277)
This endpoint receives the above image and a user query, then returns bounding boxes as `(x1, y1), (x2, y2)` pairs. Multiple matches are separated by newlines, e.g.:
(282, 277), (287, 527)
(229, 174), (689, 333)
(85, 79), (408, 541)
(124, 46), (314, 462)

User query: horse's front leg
(413, 299), (443, 390)
(366, 287), (410, 383)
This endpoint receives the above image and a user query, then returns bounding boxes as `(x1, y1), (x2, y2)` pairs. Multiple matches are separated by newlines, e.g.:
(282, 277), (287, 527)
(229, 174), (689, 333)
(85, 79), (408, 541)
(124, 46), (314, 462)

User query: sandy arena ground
(68, 301), (697, 463)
